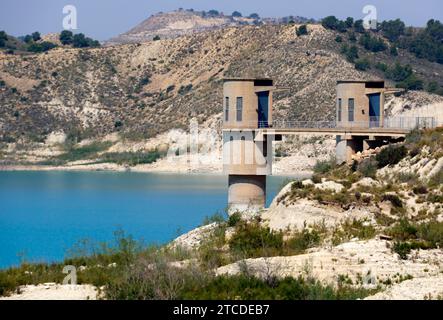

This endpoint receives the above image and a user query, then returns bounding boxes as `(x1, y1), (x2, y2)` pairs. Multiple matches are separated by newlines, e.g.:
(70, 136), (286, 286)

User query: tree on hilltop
(60, 30), (74, 45)
(32, 32), (41, 41)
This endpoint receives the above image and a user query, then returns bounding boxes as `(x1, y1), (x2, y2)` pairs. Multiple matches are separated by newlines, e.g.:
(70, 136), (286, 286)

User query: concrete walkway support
(335, 135), (403, 164)
(336, 135), (364, 164)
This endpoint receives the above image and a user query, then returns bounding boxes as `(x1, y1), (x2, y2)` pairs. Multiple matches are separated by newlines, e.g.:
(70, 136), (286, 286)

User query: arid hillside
(106, 9), (260, 45)
(1, 22), (443, 145)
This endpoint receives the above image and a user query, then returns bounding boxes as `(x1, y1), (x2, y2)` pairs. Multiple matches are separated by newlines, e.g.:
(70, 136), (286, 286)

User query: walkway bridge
(226, 116), (436, 142)
(237, 117), (436, 164)
(222, 77), (440, 212)
(255, 116), (436, 137)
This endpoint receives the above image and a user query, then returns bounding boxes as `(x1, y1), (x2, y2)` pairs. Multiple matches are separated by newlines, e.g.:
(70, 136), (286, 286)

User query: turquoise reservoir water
(0, 171), (292, 268)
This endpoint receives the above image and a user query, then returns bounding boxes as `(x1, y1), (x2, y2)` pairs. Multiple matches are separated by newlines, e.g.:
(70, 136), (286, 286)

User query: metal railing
(225, 116), (437, 131)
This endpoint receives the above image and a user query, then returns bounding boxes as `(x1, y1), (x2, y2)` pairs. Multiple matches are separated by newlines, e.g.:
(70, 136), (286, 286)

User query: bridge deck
(223, 127), (409, 138)
(222, 117), (438, 138)
(262, 127), (409, 137)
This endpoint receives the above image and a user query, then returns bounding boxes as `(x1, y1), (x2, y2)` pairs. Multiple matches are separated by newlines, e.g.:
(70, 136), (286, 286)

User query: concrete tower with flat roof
(222, 78), (275, 213)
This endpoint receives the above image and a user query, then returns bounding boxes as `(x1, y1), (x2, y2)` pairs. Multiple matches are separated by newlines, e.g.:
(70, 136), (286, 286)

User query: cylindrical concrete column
(228, 175), (266, 211)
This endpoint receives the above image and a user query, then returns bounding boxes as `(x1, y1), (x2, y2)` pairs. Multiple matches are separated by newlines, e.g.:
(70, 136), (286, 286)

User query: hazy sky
(1, 0), (442, 40)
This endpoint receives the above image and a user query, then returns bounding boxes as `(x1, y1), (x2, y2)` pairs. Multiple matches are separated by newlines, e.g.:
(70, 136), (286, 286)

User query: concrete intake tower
(222, 78), (275, 213)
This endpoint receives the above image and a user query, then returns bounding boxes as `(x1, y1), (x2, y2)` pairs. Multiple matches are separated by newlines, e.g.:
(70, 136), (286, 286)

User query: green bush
(59, 30), (73, 45)
(341, 45), (359, 62)
(388, 219), (417, 241)
(396, 171), (419, 184)
(332, 219), (376, 245)
(426, 81), (443, 95)
(380, 19), (405, 42)
(286, 227), (321, 254)
(32, 32), (41, 41)
(296, 25), (308, 36)
(198, 224), (227, 269)
(322, 16), (347, 32)
(405, 19), (443, 64)
(178, 84), (193, 95)
(56, 141), (113, 163)
(397, 74), (424, 90)
(72, 33), (100, 48)
(357, 158), (378, 178)
(375, 62), (388, 72)
(181, 275), (375, 300)
(393, 240), (434, 260)
(228, 222), (283, 258)
(202, 212), (226, 226)
(413, 185), (428, 195)
(27, 41), (57, 53)
(348, 33), (357, 42)
(313, 158), (336, 174)
(388, 220), (443, 259)
(393, 241), (414, 259)
(0, 31), (7, 47)
(228, 212), (242, 227)
(382, 193), (403, 208)
(359, 33), (387, 52)
(405, 129), (422, 144)
(376, 145), (407, 168)
(353, 20), (365, 33)
(106, 253), (204, 300)
(429, 167), (443, 188)
(417, 221), (443, 247)
(386, 63), (412, 82)
(426, 193), (443, 203)
(0, 272), (17, 296)
(354, 58), (371, 71)
(100, 150), (163, 166)
(390, 46), (398, 56)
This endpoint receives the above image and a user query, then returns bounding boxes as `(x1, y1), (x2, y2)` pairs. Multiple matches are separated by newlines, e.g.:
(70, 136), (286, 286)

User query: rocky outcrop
(0, 283), (99, 300)
(216, 239), (443, 287)
(263, 198), (375, 231)
(171, 222), (218, 250)
(262, 179), (377, 231)
(315, 179), (345, 193)
(365, 275), (443, 300)
(377, 147), (443, 182)
(350, 177), (381, 190)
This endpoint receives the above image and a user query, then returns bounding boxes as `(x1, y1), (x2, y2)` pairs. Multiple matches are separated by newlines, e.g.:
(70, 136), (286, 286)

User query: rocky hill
(1, 21), (443, 156)
(106, 9), (260, 45)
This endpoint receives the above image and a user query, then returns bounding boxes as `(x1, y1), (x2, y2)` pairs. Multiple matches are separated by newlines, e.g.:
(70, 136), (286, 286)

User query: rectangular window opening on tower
(348, 98), (355, 122)
(338, 98), (342, 122)
(225, 97), (229, 122)
(236, 97), (243, 122)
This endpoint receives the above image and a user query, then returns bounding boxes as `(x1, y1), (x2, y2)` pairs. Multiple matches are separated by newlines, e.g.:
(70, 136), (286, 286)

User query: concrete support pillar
(336, 135), (362, 164)
(228, 175), (266, 213)
(336, 135), (347, 164)
(346, 139), (360, 164)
